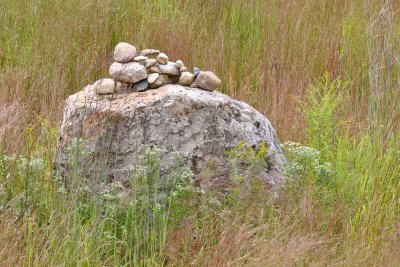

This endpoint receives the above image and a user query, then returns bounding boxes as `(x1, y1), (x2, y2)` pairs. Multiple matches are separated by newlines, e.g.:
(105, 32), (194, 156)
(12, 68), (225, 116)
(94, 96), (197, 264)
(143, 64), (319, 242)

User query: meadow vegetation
(0, 0), (399, 266)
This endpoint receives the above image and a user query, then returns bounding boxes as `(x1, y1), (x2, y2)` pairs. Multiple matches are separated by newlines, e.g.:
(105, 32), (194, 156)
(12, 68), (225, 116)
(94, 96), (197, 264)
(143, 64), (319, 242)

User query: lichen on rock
(55, 84), (286, 192)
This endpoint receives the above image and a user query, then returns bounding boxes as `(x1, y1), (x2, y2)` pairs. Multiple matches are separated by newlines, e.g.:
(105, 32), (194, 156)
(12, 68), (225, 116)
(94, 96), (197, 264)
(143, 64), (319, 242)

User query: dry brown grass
(165, 218), (328, 266)
(0, 97), (27, 153)
(164, 190), (400, 266)
(1, 0), (399, 151)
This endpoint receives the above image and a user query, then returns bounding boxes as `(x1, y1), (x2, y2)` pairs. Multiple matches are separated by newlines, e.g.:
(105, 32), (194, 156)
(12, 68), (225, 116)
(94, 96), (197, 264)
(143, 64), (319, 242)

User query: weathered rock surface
(109, 62), (147, 84)
(114, 42), (137, 63)
(55, 84), (285, 191)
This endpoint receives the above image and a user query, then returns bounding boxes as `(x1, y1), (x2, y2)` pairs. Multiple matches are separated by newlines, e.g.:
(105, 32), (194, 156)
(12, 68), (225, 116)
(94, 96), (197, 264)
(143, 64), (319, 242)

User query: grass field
(0, 0), (399, 266)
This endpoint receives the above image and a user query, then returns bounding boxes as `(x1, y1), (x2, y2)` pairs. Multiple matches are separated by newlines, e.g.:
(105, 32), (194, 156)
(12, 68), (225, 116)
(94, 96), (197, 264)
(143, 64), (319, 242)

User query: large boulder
(55, 84), (285, 191)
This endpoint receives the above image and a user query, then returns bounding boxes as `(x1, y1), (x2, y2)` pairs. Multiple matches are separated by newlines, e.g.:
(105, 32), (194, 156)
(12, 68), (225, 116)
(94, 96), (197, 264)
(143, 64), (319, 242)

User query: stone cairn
(93, 42), (222, 95)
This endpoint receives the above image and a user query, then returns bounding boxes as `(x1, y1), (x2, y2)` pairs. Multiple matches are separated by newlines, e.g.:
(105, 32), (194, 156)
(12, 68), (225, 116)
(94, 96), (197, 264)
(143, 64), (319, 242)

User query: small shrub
(281, 141), (333, 187)
(299, 72), (348, 160)
(226, 141), (270, 187)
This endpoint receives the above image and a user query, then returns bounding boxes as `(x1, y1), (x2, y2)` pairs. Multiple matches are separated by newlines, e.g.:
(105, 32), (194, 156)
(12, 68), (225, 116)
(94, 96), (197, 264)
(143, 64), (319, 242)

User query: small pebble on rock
(114, 42), (137, 63)
(134, 55), (148, 64)
(145, 58), (157, 68)
(156, 53), (169, 64)
(194, 67), (201, 77)
(179, 72), (195, 86)
(149, 75), (167, 89)
(157, 62), (180, 76)
(134, 79), (149, 92)
(104, 44), (223, 93)
(147, 73), (160, 84)
(175, 60), (184, 68)
(141, 49), (160, 56)
(195, 71), (221, 91)
(93, 78), (117, 94)
(149, 66), (162, 74)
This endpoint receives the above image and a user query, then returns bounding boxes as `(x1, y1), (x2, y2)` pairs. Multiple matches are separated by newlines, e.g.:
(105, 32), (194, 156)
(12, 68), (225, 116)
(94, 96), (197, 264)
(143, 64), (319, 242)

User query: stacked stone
(93, 42), (222, 95)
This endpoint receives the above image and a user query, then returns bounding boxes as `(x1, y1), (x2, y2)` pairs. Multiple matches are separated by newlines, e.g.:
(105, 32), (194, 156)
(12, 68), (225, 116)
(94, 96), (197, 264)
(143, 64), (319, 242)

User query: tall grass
(1, 0), (399, 144)
(0, 0), (400, 266)
(0, 139), (197, 266)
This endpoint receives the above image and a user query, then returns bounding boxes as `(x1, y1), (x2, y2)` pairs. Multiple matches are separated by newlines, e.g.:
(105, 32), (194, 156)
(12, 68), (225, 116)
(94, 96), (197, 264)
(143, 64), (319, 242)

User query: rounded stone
(149, 75), (173, 89)
(179, 72), (195, 86)
(133, 79), (149, 92)
(92, 78), (116, 94)
(147, 73), (160, 84)
(175, 60), (184, 68)
(149, 66), (161, 74)
(195, 71), (221, 91)
(145, 58), (157, 68)
(109, 62), (147, 84)
(156, 53), (169, 64)
(113, 42), (137, 63)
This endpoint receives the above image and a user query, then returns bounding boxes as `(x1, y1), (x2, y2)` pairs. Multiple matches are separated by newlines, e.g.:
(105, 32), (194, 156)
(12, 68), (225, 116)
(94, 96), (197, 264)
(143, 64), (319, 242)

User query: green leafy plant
(226, 141), (270, 186)
(281, 141), (333, 186)
(298, 72), (348, 161)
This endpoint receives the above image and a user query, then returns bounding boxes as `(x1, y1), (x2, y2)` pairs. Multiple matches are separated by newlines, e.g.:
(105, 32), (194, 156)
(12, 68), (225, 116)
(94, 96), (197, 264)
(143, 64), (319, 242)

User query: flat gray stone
(157, 62), (180, 76)
(141, 49), (160, 56)
(134, 55), (148, 64)
(133, 79), (148, 92)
